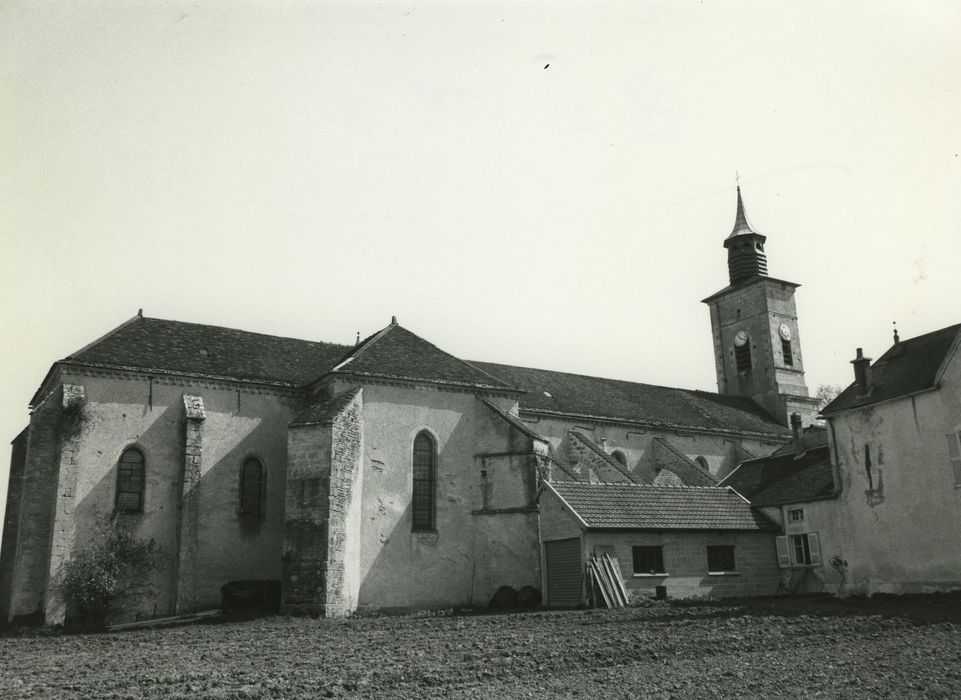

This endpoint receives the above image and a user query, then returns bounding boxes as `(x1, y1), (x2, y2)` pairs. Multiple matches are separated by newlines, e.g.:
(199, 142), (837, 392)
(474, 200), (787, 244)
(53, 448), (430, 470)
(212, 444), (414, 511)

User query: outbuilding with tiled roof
(538, 481), (782, 607)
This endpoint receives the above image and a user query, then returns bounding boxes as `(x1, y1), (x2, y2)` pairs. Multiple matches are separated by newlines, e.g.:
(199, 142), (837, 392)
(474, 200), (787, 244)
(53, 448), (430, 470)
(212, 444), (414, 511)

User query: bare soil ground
(2, 594), (961, 698)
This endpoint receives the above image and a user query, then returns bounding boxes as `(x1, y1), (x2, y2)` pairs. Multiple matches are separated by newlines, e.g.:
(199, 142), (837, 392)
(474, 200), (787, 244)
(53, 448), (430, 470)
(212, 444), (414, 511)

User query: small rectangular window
(947, 432), (961, 486)
(632, 546), (665, 575)
(707, 545), (736, 573)
(788, 508), (804, 522)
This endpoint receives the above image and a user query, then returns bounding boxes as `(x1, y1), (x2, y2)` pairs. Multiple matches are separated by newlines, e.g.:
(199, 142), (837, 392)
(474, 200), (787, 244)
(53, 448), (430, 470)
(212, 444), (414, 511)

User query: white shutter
(775, 536), (791, 568)
(947, 433), (961, 486)
(807, 533), (821, 566)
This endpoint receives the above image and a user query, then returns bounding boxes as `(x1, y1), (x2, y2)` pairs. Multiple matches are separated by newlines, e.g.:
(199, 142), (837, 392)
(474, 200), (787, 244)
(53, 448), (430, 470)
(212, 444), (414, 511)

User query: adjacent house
(819, 323), (961, 594)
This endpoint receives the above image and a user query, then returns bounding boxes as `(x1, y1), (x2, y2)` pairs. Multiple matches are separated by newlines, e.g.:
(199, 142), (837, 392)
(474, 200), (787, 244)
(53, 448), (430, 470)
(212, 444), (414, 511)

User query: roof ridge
(555, 480), (730, 490)
(136, 315), (352, 348)
(473, 360), (756, 401)
(66, 313), (143, 360)
(389, 326), (517, 389)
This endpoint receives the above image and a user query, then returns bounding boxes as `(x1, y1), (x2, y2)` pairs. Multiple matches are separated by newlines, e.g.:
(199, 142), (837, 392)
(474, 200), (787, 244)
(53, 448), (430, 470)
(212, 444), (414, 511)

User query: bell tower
(702, 186), (820, 426)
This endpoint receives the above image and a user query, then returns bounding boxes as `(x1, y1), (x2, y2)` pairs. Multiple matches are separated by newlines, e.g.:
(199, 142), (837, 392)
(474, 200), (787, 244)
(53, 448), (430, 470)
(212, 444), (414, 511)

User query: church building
(0, 189), (820, 624)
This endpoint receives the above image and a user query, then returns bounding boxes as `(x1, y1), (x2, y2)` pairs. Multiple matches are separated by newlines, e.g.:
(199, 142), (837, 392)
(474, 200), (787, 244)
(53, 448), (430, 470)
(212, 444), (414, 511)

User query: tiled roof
(719, 445), (835, 506)
(335, 324), (516, 391)
(651, 437), (716, 486)
(471, 361), (788, 437)
(67, 316), (351, 386)
(547, 481), (777, 531)
(822, 324), (961, 414)
(481, 399), (548, 443)
(291, 389), (361, 427)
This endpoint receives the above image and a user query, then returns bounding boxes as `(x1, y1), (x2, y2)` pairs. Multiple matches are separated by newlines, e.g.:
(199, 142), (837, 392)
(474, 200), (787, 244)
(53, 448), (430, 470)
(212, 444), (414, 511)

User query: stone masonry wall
(175, 395), (205, 613)
(44, 384), (87, 624)
(8, 386), (64, 619)
(283, 425), (332, 609)
(0, 429), (29, 621)
(567, 431), (633, 484)
(325, 391), (363, 617)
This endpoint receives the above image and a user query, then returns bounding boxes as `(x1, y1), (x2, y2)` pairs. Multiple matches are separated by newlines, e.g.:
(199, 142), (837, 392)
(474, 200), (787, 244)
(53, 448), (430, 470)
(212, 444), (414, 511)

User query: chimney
(851, 348), (873, 396)
(790, 413), (803, 455)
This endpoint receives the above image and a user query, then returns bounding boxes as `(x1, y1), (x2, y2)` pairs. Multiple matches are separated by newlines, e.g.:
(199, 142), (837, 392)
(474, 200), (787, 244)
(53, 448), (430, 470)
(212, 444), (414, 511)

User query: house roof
(471, 361), (789, 437)
(333, 323), (516, 391)
(546, 481), (777, 531)
(290, 388), (361, 427)
(822, 323), (961, 414)
(65, 315), (351, 386)
(719, 445), (835, 506)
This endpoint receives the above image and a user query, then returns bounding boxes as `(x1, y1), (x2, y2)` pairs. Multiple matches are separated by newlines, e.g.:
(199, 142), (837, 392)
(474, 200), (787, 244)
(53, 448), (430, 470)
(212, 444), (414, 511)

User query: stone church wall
(341, 380), (541, 611)
(13, 370), (301, 623)
(523, 414), (780, 483)
(6, 387), (64, 620)
(0, 428), (28, 621)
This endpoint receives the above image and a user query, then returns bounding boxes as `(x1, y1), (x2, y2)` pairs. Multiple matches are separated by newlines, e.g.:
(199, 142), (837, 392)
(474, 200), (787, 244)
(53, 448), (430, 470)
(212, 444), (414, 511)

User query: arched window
(695, 456), (709, 472)
(240, 457), (265, 516)
(116, 447), (145, 513)
(734, 342), (752, 372)
(611, 450), (627, 467)
(781, 338), (794, 366)
(412, 431), (436, 531)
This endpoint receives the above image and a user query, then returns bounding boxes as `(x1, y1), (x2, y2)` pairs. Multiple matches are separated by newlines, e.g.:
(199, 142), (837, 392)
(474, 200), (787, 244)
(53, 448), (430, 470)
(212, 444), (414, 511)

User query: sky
(1, 1), (960, 522)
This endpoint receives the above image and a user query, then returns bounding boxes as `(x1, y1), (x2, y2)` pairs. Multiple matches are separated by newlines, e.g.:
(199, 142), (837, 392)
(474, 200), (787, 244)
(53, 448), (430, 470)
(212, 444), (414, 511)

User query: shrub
(61, 514), (163, 630)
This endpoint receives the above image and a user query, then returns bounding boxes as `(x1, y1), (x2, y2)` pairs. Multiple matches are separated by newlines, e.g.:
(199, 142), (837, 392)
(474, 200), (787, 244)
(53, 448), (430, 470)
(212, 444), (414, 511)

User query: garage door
(545, 537), (583, 608)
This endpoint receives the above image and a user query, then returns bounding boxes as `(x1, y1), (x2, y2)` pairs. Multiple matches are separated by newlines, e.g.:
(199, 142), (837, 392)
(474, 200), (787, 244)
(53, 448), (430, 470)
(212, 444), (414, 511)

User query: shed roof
(546, 481), (777, 531)
(719, 445), (835, 506)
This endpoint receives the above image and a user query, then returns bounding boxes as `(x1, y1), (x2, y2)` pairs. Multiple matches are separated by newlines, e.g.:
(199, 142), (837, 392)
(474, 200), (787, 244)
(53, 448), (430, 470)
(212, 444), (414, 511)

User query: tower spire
(729, 185), (755, 238)
(723, 185), (767, 284)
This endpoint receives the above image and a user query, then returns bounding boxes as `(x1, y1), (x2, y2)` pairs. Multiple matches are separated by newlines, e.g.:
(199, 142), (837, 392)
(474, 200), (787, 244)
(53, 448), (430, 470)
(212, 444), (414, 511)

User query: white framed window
(946, 432), (961, 487)
(788, 508), (804, 522)
(776, 533), (821, 567)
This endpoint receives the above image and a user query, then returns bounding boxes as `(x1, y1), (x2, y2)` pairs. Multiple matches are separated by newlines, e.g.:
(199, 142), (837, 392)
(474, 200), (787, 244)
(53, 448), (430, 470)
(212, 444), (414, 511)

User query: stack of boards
(587, 553), (629, 608)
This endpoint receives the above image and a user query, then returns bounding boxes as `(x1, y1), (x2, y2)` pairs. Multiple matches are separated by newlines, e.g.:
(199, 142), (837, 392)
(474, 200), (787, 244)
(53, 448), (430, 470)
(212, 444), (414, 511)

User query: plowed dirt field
(2, 595), (961, 698)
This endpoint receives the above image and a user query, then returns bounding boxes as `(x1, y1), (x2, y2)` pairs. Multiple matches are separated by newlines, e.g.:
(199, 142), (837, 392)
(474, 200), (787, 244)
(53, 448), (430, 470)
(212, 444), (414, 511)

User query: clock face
(778, 323), (792, 341)
(734, 330), (749, 347)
